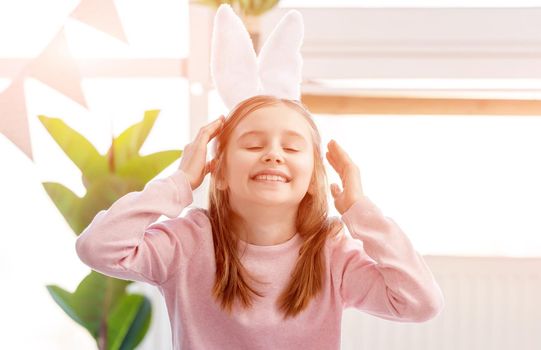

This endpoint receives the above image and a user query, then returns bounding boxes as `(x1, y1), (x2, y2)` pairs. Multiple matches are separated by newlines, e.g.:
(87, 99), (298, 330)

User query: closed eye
(246, 147), (299, 152)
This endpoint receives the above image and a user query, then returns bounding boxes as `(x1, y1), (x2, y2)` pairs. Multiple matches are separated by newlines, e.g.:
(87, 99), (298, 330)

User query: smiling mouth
(251, 175), (290, 183)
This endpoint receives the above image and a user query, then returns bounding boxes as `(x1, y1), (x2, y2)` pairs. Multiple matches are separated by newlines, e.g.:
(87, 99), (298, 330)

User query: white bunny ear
(258, 10), (304, 100)
(210, 5), (259, 109)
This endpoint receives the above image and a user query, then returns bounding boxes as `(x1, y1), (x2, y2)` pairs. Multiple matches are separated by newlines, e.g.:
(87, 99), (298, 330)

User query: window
(260, 5), (541, 257)
(313, 113), (541, 257)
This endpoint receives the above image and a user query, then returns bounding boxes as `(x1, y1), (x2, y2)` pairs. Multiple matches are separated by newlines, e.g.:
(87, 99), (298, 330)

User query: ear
(257, 10), (304, 100)
(210, 4), (259, 109)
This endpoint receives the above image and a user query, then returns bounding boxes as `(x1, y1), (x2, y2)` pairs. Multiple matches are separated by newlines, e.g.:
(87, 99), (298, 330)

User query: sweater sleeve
(75, 169), (207, 286)
(332, 196), (444, 322)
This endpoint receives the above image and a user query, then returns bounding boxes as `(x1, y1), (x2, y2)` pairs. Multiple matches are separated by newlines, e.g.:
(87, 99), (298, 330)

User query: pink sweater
(75, 169), (444, 350)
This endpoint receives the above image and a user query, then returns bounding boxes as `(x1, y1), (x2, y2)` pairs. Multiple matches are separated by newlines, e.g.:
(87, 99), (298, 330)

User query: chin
(254, 192), (306, 206)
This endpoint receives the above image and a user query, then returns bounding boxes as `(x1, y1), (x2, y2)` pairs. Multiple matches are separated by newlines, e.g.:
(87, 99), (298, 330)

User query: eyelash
(247, 147), (299, 152)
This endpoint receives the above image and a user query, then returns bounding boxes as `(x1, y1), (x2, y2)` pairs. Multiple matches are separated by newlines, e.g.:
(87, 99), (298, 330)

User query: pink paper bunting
(71, 0), (128, 43)
(28, 28), (88, 108)
(0, 77), (33, 160)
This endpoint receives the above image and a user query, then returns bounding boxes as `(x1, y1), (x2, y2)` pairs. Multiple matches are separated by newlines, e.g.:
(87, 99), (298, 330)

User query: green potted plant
(39, 110), (182, 349)
(192, 0), (281, 51)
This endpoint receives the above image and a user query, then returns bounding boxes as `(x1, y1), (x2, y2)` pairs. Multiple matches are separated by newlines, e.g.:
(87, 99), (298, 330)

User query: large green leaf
(47, 272), (131, 339)
(42, 160), (181, 237)
(42, 175), (142, 235)
(107, 294), (152, 350)
(72, 272), (131, 339)
(110, 110), (160, 171)
(37, 115), (108, 183)
(46, 285), (89, 329)
(116, 150), (182, 184)
(41, 182), (82, 233)
(74, 175), (144, 235)
(119, 297), (152, 350)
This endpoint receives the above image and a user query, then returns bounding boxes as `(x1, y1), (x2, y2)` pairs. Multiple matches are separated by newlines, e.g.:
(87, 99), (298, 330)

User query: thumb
(205, 158), (217, 175)
(330, 183), (341, 198)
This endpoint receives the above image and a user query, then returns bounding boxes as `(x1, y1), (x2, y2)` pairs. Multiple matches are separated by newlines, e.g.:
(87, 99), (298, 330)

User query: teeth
(254, 174), (287, 182)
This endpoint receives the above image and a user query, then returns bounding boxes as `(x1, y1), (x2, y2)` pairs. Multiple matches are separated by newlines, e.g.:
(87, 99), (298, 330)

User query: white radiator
(136, 255), (541, 350)
(341, 255), (541, 350)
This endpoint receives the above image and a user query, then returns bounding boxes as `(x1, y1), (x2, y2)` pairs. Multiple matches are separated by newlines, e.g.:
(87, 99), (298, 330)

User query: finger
(330, 140), (354, 164)
(205, 158), (218, 175)
(203, 160), (212, 176)
(330, 144), (355, 177)
(328, 157), (350, 187)
(325, 151), (335, 168)
(328, 139), (347, 161)
(326, 150), (344, 175)
(202, 116), (224, 138)
(208, 120), (225, 141)
(330, 183), (341, 198)
(203, 115), (225, 129)
(197, 116), (225, 143)
(327, 141), (344, 165)
(326, 151), (338, 171)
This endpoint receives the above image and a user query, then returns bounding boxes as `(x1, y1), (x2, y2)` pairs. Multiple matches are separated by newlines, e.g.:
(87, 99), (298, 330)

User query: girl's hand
(179, 115), (225, 190)
(326, 139), (365, 215)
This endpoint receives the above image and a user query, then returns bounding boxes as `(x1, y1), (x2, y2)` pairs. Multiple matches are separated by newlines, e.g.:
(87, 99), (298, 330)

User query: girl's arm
(75, 169), (207, 286)
(333, 195), (444, 322)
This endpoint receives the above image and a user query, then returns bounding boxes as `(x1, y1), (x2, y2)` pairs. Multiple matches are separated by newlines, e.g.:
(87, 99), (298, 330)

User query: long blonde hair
(208, 95), (343, 319)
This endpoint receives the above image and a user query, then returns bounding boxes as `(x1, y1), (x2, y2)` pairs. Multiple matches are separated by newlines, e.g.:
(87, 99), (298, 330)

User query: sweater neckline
(238, 232), (302, 254)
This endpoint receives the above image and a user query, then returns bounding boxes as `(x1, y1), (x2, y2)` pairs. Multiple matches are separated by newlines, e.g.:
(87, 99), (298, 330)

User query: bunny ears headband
(210, 4), (304, 110)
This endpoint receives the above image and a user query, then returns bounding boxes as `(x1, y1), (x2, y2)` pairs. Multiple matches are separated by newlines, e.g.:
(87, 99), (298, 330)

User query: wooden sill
(301, 94), (541, 115)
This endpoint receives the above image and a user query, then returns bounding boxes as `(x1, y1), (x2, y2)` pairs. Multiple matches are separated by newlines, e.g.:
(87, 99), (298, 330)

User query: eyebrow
(237, 130), (308, 143)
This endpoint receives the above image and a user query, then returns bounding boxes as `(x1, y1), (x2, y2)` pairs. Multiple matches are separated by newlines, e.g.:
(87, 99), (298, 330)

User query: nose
(262, 150), (284, 164)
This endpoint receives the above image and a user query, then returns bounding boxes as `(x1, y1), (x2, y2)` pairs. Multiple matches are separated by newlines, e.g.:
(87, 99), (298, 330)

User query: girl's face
(222, 104), (315, 207)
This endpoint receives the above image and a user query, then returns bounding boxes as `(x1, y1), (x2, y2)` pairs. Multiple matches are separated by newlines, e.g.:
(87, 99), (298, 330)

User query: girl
(76, 5), (444, 349)
(76, 95), (444, 350)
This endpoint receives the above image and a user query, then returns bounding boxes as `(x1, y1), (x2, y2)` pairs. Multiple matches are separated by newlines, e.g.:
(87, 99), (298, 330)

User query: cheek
(226, 151), (254, 178)
(300, 152), (315, 168)
(292, 154), (314, 177)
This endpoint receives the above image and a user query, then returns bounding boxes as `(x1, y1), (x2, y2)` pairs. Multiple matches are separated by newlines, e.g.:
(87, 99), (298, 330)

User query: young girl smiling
(75, 5), (444, 349)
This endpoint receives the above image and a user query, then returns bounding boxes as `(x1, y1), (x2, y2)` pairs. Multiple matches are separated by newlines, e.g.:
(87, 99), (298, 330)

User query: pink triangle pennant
(70, 0), (128, 43)
(28, 28), (88, 109)
(0, 77), (33, 160)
